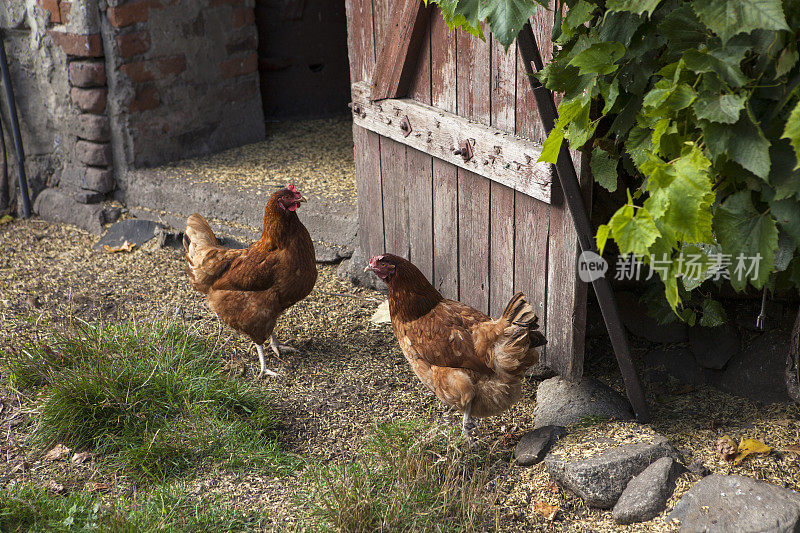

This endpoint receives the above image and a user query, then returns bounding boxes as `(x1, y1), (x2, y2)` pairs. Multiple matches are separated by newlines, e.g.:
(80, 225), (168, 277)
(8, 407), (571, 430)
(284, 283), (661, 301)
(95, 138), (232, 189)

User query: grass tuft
(0, 483), (267, 532)
(302, 420), (495, 532)
(5, 321), (296, 481)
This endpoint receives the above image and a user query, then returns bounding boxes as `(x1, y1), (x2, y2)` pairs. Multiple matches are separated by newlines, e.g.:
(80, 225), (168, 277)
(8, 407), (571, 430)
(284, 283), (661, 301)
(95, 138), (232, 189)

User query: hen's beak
(364, 265), (373, 273)
(298, 194), (307, 203)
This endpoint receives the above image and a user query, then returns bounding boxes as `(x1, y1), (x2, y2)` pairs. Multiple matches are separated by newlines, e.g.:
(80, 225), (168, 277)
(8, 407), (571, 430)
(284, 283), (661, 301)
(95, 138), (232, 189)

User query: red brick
(69, 60), (106, 87)
(41, 0), (61, 24)
(70, 87), (107, 113)
(219, 51), (258, 79)
(76, 114), (110, 142)
(155, 54), (186, 77)
(209, 0), (246, 6)
(119, 60), (155, 82)
(59, 1), (71, 24)
(129, 85), (159, 112)
(76, 140), (112, 166)
(231, 7), (254, 29)
(48, 31), (104, 57)
(107, 0), (155, 28)
(225, 32), (257, 55)
(115, 31), (150, 58)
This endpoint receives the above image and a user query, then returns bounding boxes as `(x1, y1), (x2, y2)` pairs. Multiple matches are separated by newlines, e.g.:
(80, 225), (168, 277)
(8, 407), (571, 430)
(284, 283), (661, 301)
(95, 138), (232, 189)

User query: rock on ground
(515, 426), (567, 466)
(336, 247), (386, 292)
(668, 475), (800, 533)
(34, 189), (105, 235)
(688, 324), (740, 370)
(718, 329), (792, 404)
(616, 292), (688, 343)
(93, 219), (164, 249)
(644, 347), (705, 386)
(545, 434), (681, 508)
(533, 377), (634, 428)
(612, 456), (685, 524)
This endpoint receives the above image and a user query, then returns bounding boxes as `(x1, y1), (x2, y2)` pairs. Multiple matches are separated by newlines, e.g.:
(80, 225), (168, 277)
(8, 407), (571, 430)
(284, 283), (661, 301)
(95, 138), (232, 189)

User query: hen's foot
(462, 404), (480, 450)
(269, 336), (299, 366)
(255, 344), (279, 379)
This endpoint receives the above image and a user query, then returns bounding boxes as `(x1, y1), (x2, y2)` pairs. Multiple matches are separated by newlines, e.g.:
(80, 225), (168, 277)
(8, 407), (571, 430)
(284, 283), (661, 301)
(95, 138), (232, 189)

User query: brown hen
(183, 183), (317, 378)
(367, 253), (546, 446)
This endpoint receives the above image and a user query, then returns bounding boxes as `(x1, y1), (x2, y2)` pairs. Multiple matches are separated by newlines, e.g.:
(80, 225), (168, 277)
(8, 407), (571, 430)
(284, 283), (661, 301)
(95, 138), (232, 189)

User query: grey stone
(686, 461), (711, 477)
(544, 433), (682, 508)
(94, 219), (165, 249)
(75, 114), (111, 142)
(526, 361), (558, 380)
(336, 247), (386, 292)
(82, 167), (115, 194)
(73, 191), (104, 204)
(617, 292), (688, 343)
(533, 377), (634, 428)
(103, 207), (122, 224)
(718, 329), (792, 404)
(667, 475), (800, 532)
(612, 456), (686, 524)
(515, 425), (567, 466)
(75, 141), (111, 166)
(314, 242), (353, 264)
(33, 189), (105, 235)
(688, 324), (740, 369)
(644, 347), (705, 386)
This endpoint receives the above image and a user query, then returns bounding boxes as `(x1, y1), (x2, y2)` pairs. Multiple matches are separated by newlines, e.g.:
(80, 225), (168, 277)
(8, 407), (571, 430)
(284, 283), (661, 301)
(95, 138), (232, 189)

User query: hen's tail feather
(502, 292), (547, 350)
(184, 213), (218, 257)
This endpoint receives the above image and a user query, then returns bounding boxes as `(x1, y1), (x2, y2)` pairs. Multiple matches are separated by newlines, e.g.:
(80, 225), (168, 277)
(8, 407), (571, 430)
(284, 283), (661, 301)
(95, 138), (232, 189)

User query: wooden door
(344, 0), (588, 380)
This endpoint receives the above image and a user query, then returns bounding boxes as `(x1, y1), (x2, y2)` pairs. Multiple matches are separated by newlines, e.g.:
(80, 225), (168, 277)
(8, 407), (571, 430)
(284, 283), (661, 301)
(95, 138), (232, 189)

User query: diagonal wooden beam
(370, 0), (432, 101)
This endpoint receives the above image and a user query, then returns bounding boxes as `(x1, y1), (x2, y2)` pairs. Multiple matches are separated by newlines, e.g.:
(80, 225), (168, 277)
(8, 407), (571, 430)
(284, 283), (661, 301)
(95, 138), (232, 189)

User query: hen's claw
(462, 403), (480, 449)
(269, 335), (299, 366)
(255, 344), (279, 379)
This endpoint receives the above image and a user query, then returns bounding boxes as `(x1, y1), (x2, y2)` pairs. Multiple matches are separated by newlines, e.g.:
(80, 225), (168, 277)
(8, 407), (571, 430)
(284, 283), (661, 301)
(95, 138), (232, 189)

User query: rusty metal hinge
(400, 115), (412, 137)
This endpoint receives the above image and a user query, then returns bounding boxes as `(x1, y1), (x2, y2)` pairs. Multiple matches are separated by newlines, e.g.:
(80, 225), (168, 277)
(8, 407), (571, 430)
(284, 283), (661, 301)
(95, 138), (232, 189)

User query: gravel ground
(1, 217), (799, 531)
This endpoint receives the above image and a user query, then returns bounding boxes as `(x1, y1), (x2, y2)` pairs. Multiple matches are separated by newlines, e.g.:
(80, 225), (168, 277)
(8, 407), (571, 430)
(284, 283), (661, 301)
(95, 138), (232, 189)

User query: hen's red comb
(287, 183), (296, 191)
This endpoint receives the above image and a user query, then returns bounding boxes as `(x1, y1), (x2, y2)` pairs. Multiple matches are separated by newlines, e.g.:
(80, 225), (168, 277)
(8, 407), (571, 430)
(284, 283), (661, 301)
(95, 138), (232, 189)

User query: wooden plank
(380, 138), (409, 257)
(430, 12), (458, 300)
(370, 0), (432, 100)
(344, 0), (375, 82)
(456, 26), (491, 314)
(351, 82), (552, 204)
(489, 34), (517, 318)
(407, 16), (434, 279)
(353, 125), (385, 259)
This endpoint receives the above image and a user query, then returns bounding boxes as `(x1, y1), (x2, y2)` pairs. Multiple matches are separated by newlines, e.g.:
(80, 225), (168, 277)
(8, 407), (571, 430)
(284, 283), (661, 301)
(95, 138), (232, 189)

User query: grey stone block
(533, 377), (634, 428)
(33, 188), (105, 235)
(612, 456), (685, 524)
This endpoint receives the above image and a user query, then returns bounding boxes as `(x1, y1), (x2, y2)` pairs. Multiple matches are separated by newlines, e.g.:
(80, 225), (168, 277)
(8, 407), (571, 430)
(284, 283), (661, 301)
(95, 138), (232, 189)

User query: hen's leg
(269, 335), (299, 364)
(255, 344), (278, 379)
(462, 401), (479, 449)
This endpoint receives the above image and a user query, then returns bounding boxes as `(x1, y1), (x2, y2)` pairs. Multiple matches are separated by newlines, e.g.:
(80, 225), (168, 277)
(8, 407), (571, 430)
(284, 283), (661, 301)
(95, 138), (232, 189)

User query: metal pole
(517, 22), (649, 422)
(0, 31), (32, 218)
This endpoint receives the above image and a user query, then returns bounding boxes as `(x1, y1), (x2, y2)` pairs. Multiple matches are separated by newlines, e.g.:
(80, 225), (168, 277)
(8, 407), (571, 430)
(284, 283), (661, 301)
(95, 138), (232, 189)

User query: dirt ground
(1, 217), (799, 531)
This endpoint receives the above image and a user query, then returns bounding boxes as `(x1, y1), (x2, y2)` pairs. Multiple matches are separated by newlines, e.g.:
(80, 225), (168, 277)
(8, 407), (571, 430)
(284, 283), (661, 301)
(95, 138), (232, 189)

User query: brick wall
(104, 0), (266, 174)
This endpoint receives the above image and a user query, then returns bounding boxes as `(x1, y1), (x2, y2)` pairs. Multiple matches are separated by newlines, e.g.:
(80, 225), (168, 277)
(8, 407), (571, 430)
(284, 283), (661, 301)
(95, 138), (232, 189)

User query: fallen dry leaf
(85, 482), (109, 492)
(103, 241), (136, 253)
(533, 501), (559, 521)
(45, 479), (65, 493)
(45, 443), (71, 461)
(0, 214), (13, 225)
(71, 451), (92, 465)
(716, 436), (738, 461)
(733, 438), (772, 465)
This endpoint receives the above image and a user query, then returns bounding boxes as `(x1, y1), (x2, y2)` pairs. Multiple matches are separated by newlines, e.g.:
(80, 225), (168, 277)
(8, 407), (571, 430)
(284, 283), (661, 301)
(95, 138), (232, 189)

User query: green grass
(0, 484), (267, 532)
(4, 321), (297, 481)
(301, 420), (495, 532)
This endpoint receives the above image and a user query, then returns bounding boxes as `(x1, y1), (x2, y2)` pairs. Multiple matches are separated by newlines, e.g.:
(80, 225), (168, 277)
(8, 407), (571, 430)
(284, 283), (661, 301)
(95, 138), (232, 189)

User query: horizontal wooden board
(351, 82), (552, 204)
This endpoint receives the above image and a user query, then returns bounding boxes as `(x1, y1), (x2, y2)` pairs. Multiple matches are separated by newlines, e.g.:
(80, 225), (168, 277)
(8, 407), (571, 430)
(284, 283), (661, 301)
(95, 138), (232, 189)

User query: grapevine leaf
(602, 77), (620, 114)
(435, 0), (484, 38)
(651, 118), (677, 154)
(561, 0), (595, 39)
(609, 196), (660, 257)
(606, 0), (661, 17)
(768, 138), (800, 200)
(776, 43), (799, 78)
(658, 5), (706, 49)
(591, 147), (618, 192)
(626, 125), (655, 168)
(693, 92), (747, 123)
(713, 191), (779, 290)
(770, 197), (800, 246)
(692, 0), (789, 43)
(775, 231), (796, 272)
(596, 224), (611, 254)
(478, 0), (544, 49)
(568, 41), (626, 75)
(538, 127), (564, 164)
(682, 49), (748, 87)
(703, 114), (772, 179)
(700, 299), (727, 327)
(598, 11), (645, 48)
(680, 244), (716, 290)
(782, 100), (800, 169)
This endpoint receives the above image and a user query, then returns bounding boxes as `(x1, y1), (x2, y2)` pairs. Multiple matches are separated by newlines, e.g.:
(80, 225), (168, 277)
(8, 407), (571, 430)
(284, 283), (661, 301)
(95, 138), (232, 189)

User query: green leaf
(700, 299), (728, 327)
(768, 138), (800, 200)
(703, 113), (772, 179)
(561, 0), (595, 39)
(776, 43), (799, 78)
(770, 197), (800, 246)
(774, 231), (796, 271)
(602, 77), (620, 114)
(596, 224), (611, 254)
(606, 0), (662, 16)
(608, 194), (661, 257)
(682, 49), (748, 87)
(538, 127), (564, 164)
(694, 92), (747, 123)
(435, 0), (484, 38)
(713, 191), (779, 289)
(782, 100), (800, 169)
(591, 147), (618, 192)
(478, 0), (542, 49)
(658, 5), (707, 49)
(568, 41), (626, 75)
(692, 0), (790, 43)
